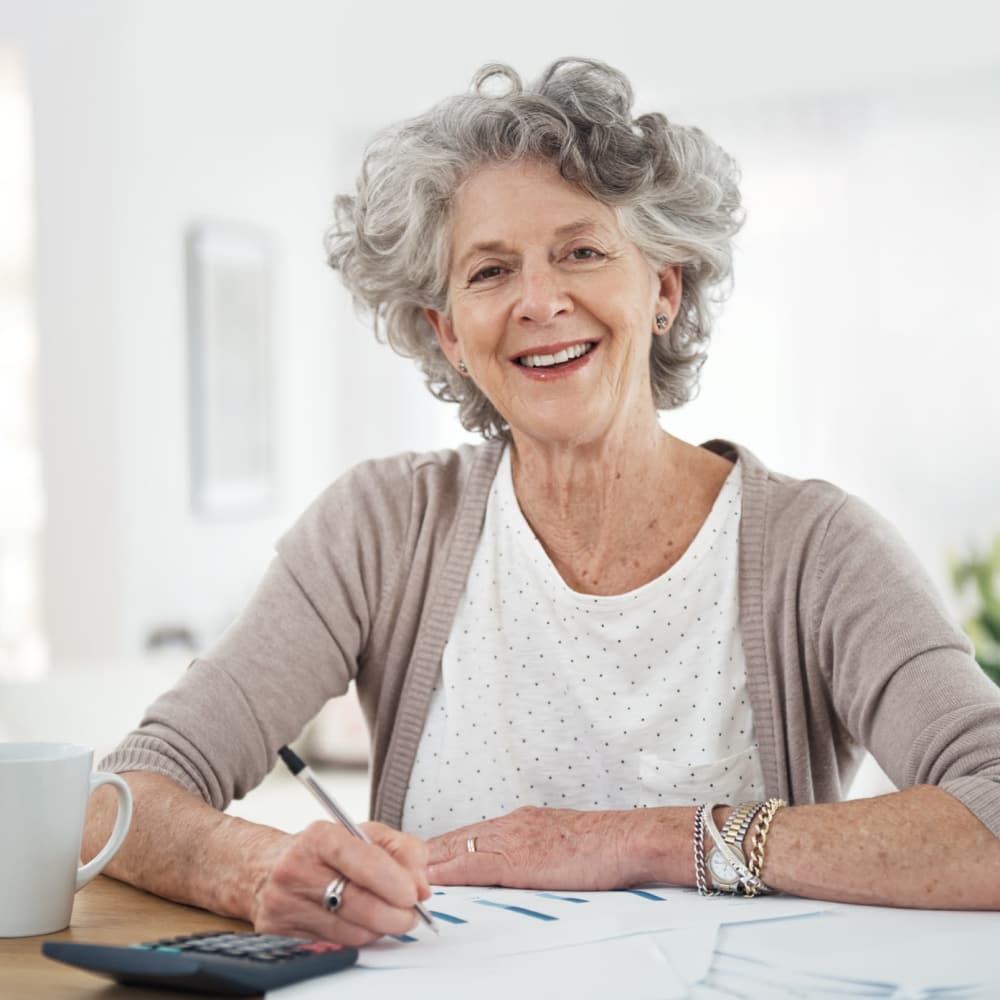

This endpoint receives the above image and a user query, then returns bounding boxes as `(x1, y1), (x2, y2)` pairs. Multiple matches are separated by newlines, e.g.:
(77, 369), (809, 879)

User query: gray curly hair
(326, 57), (744, 440)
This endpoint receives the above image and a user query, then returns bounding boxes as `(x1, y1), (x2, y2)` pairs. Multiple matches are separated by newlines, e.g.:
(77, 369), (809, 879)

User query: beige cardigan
(101, 439), (1000, 837)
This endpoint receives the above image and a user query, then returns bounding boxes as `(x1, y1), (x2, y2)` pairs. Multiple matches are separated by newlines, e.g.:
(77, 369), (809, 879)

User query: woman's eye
(568, 247), (602, 261)
(470, 265), (504, 283)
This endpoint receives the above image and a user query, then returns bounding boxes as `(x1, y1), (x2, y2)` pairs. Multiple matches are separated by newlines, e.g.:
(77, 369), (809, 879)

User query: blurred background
(1, 0), (998, 825)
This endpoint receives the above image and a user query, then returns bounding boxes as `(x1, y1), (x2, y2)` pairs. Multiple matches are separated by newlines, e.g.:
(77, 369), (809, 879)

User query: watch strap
(702, 802), (765, 894)
(721, 801), (766, 854)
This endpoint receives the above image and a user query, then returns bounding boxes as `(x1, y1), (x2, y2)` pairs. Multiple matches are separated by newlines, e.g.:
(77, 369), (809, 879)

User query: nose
(515, 262), (572, 325)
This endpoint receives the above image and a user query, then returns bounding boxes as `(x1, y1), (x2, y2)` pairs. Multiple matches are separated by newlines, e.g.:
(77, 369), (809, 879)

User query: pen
(277, 745), (438, 935)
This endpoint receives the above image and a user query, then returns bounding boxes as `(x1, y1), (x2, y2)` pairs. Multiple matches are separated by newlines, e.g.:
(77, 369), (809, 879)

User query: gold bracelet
(744, 797), (786, 897)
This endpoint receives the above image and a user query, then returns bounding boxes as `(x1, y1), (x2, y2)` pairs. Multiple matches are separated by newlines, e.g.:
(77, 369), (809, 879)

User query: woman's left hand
(426, 806), (638, 889)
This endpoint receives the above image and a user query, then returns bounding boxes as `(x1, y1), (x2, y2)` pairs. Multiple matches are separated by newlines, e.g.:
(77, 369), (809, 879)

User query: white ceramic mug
(0, 742), (133, 937)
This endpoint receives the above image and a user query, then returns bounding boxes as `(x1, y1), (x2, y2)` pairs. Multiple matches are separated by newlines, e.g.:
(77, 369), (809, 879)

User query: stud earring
(458, 360), (468, 374)
(655, 314), (669, 331)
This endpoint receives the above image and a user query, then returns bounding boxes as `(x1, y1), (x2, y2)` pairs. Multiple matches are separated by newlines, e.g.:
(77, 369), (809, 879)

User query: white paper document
(270, 885), (827, 999)
(647, 922), (720, 988)
(276, 932), (694, 1000)
(702, 905), (1000, 998)
(359, 885), (697, 969)
(358, 884), (824, 969)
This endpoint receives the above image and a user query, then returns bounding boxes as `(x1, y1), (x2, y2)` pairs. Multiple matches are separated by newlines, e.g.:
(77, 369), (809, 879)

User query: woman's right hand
(251, 819), (430, 946)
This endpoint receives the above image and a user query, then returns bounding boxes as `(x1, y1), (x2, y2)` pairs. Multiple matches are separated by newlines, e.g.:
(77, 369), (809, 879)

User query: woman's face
(426, 160), (680, 450)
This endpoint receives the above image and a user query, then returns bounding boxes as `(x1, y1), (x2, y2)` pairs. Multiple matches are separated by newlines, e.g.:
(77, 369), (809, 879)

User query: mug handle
(76, 772), (134, 891)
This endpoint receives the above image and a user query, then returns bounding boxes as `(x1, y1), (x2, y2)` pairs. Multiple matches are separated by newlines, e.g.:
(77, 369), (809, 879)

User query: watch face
(709, 846), (745, 888)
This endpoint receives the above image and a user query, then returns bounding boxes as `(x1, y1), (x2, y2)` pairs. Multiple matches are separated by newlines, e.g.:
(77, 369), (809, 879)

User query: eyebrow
(452, 217), (610, 274)
(554, 218), (606, 239)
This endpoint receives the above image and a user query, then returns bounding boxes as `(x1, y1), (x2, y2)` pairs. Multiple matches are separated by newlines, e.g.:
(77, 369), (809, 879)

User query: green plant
(951, 534), (1000, 686)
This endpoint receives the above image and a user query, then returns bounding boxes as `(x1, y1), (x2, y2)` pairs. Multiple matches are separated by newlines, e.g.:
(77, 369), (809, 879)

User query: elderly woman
(86, 58), (1000, 944)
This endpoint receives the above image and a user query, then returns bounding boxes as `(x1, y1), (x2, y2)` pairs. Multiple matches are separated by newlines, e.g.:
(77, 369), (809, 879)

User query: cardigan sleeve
(98, 456), (412, 810)
(811, 494), (1000, 838)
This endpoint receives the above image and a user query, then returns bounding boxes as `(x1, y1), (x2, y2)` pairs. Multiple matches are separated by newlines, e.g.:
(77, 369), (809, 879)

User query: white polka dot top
(402, 447), (765, 838)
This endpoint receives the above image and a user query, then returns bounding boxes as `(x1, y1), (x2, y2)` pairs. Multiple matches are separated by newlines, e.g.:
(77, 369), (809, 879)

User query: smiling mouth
(515, 342), (596, 369)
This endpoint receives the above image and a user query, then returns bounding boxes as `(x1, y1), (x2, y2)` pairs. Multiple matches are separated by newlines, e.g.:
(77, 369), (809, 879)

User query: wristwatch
(707, 801), (764, 892)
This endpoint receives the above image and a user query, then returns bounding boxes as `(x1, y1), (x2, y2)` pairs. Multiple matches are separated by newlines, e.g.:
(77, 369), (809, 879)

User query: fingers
(361, 821), (432, 900)
(426, 831), (457, 868)
(256, 882), (385, 948)
(429, 850), (504, 886)
(252, 820), (430, 945)
(426, 818), (497, 868)
(310, 822), (423, 910)
(424, 807), (623, 890)
(427, 823), (510, 886)
(317, 877), (420, 941)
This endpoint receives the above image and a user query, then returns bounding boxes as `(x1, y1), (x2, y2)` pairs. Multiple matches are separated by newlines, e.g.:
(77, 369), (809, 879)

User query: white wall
(1, 3), (118, 665)
(1, 0), (468, 666)
(2, 0), (999, 672)
(667, 86), (1000, 591)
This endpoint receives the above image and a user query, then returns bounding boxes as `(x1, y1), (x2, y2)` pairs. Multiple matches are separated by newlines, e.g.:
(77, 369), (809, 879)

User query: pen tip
(277, 745), (305, 775)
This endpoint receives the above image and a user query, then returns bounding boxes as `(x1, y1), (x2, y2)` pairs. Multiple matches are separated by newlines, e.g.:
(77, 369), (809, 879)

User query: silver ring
(466, 837), (477, 853)
(323, 875), (349, 912)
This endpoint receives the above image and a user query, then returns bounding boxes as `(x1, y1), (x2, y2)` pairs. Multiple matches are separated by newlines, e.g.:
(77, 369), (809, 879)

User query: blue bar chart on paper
(359, 885), (822, 970)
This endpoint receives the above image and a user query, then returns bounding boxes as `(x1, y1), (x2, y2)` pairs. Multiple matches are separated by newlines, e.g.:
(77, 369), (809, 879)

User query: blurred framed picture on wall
(185, 222), (276, 518)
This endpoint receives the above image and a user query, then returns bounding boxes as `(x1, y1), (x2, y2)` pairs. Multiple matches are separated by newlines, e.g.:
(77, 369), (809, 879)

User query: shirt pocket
(637, 745), (765, 807)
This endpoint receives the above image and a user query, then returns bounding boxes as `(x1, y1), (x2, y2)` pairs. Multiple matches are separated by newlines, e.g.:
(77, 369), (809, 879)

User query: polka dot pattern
(402, 449), (764, 838)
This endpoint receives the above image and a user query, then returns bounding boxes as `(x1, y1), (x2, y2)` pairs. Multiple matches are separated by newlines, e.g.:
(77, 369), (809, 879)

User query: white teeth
(518, 342), (593, 368)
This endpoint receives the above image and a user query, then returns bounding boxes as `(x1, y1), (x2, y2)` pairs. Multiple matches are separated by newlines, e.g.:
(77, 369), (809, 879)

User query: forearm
(632, 786), (1000, 909)
(83, 771), (290, 922)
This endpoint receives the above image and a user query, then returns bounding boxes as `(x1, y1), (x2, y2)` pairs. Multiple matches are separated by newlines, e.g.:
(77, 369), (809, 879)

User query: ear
(654, 264), (683, 332)
(425, 308), (462, 370)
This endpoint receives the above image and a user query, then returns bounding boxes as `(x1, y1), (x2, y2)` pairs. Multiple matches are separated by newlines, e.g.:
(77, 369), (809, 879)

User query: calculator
(42, 931), (358, 996)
